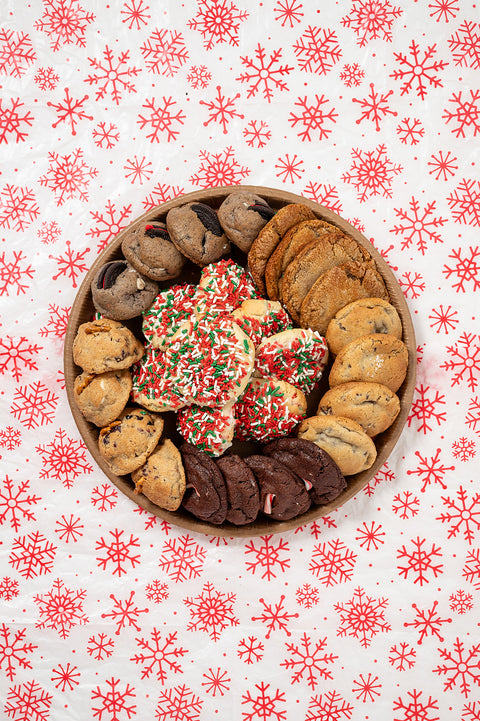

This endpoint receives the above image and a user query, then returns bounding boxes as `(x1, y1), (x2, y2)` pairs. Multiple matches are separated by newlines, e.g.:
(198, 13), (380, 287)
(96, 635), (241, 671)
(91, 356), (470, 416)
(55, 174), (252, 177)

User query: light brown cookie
(72, 318), (144, 374)
(121, 221), (186, 281)
(98, 406), (164, 476)
(317, 381), (400, 436)
(73, 369), (132, 427)
(297, 414), (377, 475)
(166, 202), (230, 266)
(299, 261), (389, 335)
(132, 438), (186, 511)
(247, 203), (316, 295)
(326, 297), (403, 356)
(217, 191), (275, 252)
(329, 333), (409, 393)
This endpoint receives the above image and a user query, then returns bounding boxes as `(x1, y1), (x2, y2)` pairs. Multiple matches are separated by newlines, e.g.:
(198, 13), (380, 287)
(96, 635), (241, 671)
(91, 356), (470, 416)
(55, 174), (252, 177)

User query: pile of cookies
(71, 189), (408, 528)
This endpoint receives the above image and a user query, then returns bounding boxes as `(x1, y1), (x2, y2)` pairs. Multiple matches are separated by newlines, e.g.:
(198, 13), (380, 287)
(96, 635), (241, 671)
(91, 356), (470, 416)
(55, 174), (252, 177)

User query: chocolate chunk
(245, 455), (311, 521)
(216, 454), (260, 525)
(180, 443), (228, 525)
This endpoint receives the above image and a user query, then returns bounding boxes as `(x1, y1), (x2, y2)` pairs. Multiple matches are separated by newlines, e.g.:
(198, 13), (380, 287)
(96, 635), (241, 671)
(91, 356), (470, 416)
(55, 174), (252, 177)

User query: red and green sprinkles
(234, 378), (305, 443)
(233, 302), (292, 346)
(131, 346), (187, 411)
(198, 258), (259, 315)
(177, 403), (236, 457)
(142, 284), (198, 348)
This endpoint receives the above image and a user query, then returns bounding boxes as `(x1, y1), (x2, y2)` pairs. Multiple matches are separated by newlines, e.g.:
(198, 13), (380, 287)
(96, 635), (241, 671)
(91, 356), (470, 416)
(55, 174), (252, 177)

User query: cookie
(326, 297), (403, 356)
(234, 377), (307, 443)
(132, 438), (186, 511)
(166, 202), (230, 266)
(72, 318), (144, 374)
(253, 328), (329, 394)
(317, 381), (400, 436)
(180, 442), (228, 525)
(299, 260), (389, 335)
(297, 415), (377, 476)
(121, 221), (186, 281)
(216, 454), (260, 525)
(328, 333), (409, 393)
(142, 283), (198, 350)
(231, 298), (292, 347)
(91, 260), (159, 320)
(245, 455), (311, 521)
(98, 406), (164, 476)
(131, 346), (188, 413)
(262, 437), (347, 505)
(196, 258), (259, 317)
(177, 402), (236, 457)
(247, 203), (317, 295)
(217, 191), (275, 252)
(73, 369), (132, 427)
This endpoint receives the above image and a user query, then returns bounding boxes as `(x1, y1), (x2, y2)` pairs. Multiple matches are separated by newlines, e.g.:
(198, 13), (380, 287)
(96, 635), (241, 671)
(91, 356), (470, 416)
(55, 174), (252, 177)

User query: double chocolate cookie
(180, 443), (228, 525)
(216, 454), (260, 525)
(245, 455), (311, 521)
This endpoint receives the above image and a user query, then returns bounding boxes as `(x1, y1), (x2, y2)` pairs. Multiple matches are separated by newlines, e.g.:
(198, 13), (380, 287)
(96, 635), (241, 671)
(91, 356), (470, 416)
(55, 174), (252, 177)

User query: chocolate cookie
(317, 381), (400, 436)
(91, 260), (159, 320)
(245, 455), (311, 521)
(73, 368), (132, 427)
(132, 438), (186, 511)
(216, 454), (260, 525)
(325, 297), (403, 356)
(262, 437), (347, 505)
(180, 442), (228, 525)
(166, 202), (230, 266)
(121, 221), (186, 281)
(217, 191), (275, 252)
(98, 406), (164, 476)
(72, 318), (144, 374)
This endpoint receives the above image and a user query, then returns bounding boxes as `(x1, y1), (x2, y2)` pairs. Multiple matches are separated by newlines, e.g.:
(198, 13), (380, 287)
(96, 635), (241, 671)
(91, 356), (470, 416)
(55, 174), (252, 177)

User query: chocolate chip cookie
(72, 318), (144, 374)
(132, 438), (186, 511)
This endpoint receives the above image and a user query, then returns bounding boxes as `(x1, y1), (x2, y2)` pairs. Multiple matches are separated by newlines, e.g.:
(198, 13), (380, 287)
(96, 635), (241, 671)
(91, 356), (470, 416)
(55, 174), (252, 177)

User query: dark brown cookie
(180, 442), (228, 525)
(245, 455), (311, 521)
(166, 202), (230, 266)
(216, 454), (260, 525)
(91, 260), (159, 320)
(217, 191), (275, 252)
(262, 437), (347, 505)
(121, 221), (186, 281)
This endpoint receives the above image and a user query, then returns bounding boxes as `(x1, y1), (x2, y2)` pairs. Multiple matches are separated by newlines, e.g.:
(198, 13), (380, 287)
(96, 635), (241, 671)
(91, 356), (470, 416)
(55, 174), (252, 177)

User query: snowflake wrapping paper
(0, 0), (480, 719)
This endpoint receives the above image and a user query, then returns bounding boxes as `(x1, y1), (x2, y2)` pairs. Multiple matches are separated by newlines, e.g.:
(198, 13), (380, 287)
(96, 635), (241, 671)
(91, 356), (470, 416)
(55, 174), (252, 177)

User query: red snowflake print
(50, 240), (91, 287)
(447, 180), (480, 226)
(159, 534), (206, 583)
(466, 397), (480, 437)
(4, 680), (52, 721)
(390, 40), (448, 99)
(141, 29), (188, 76)
(443, 90), (480, 139)
(0, 426), (22, 450)
(237, 636), (264, 664)
(0, 28), (36, 78)
(102, 590), (149, 636)
(293, 26), (341, 74)
(355, 521), (385, 550)
(0, 184), (40, 231)
(0, 624), (37, 680)
(190, 146), (250, 187)
(407, 448), (454, 492)
(39, 303), (70, 340)
(34, 577), (88, 638)
(39, 147), (98, 205)
(188, 0), (248, 51)
(308, 515), (338, 537)
(91, 677), (136, 721)
(0, 250), (34, 296)
(452, 437), (476, 461)
(274, 0), (304, 27)
(306, 690), (353, 720)
(51, 662), (81, 692)
(309, 538), (357, 586)
(121, 0), (150, 29)
(87, 633), (115, 660)
(243, 119), (271, 148)
(137, 96), (185, 142)
(86, 200), (133, 252)
(353, 83), (397, 131)
(92, 121), (120, 148)
(124, 156), (153, 185)
(430, 0), (459, 22)
(237, 44), (293, 102)
(407, 385), (447, 434)
(185, 581), (238, 641)
(0, 576), (20, 601)
(392, 490), (420, 519)
(244, 535), (290, 580)
(281, 633), (337, 690)
(34, 66), (59, 91)
(9, 531), (56, 579)
(341, 144), (402, 202)
(37, 220), (62, 245)
(340, 62), (365, 86)
(36, 427), (93, 488)
(429, 304), (459, 334)
(341, 0), (402, 47)
(393, 689), (440, 721)
(202, 667), (230, 697)
(47, 87), (93, 135)
(396, 116), (425, 145)
(96, 529), (141, 577)
(296, 583), (320, 608)
(404, 600), (452, 644)
(289, 94), (338, 142)
(352, 673), (382, 703)
(251, 595), (298, 639)
(463, 548), (480, 590)
(389, 642), (417, 671)
(186, 64), (212, 89)
(131, 628), (188, 684)
(155, 684), (203, 721)
(434, 637), (480, 697)
(0, 476), (40, 531)
(242, 682), (286, 721)
(0, 336), (41, 381)
(10, 381), (58, 430)
(397, 537), (444, 585)
(0, 97), (34, 144)
(303, 182), (343, 214)
(335, 587), (391, 648)
(450, 589), (474, 614)
(391, 196), (447, 255)
(363, 460), (395, 495)
(449, 21), (480, 69)
(441, 333), (480, 392)
(145, 580), (169, 603)
(463, 702), (480, 721)
(85, 46), (141, 104)
(200, 85), (244, 134)
(91, 483), (118, 511)
(55, 514), (84, 543)
(143, 182), (184, 210)
(437, 486), (480, 544)
(34, 0), (95, 52)
(428, 149), (458, 180)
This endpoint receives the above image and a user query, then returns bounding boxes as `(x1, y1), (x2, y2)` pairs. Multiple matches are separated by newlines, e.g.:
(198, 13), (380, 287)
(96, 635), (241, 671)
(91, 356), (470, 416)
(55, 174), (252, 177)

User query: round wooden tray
(64, 185), (417, 537)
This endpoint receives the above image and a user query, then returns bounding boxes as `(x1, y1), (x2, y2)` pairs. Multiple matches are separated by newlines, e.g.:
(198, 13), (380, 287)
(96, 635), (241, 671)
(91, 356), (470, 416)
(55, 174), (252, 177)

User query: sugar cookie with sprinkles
(131, 346), (188, 413)
(196, 258), (259, 316)
(177, 402), (236, 457)
(142, 283), (198, 350)
(165, 313), (255, 408)
(254, 328), (329, 394)
(231, 298), (292, 347)
(235, 377), (307, 443)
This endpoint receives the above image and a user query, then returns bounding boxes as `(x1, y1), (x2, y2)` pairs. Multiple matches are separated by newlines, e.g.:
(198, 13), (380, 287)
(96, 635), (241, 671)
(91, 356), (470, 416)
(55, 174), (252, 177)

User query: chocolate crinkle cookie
(217, 191), (275, 252)
(91, 260), (159, 320)
(180, 443), (228, 525)
(166, 202), (230, 266)
(121, 221), (186, 281)
(216, 454), (260, 525)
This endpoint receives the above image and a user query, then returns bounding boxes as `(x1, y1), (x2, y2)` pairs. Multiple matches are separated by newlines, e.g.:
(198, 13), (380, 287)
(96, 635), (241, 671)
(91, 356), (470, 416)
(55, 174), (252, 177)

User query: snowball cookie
(317, 381), (400, 437)
(73, 369), (132, 427)
(326, 297), (402, 356)
(132, 438), (186, 511)
(121, 220), (186, 281)
(166, 202), (230, 266)
(217, 191), (275, 252)
(91, 260), (159, 320)
(72, 318), (144, 374)
(98, 406), (164, 476)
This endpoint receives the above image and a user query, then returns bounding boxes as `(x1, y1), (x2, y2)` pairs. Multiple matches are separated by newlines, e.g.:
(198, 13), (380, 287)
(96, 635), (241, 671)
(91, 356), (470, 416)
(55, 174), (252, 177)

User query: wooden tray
(64, 185), (417, 537)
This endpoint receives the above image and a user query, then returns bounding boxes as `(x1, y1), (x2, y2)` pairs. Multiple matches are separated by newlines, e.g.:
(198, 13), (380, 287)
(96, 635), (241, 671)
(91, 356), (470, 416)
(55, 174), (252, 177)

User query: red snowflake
(449, 21), (480, 69)
(244, 535), (290, 580)
(92, 121), (120, 149)
(159, 534), (206, 583)
(101, 590), (149, 636)
(242, 682), (286, 721)
(397, 537), (444, 585)
(140, 29), (188, 76)
(37, 220), (62, 245)
(389, 642), (417, 671)
(131, 628), (188, 683)
(91, 483), (118, 511)
(51, 662), (81, 692)
(121, 0), (151, 29)
(237, 44), (293, 102)
(0, 184), (40, 231)
(200, 85), (244, 134)
(50, 240), (91, 287)
(155, 684), (203, 721)
(185, 581), (238, 641)
(0, 97), (34, 144)
(305, 690), (353, 721)
(145, 580), (169, 603)
(237, 636), (265, 664)
(137, 96), (185, 142)
(437, 487), (480, 545)
(341, 144), (402, 202)
(293, 25), (341, 74)
(190, 146), (250, 187)
(4, 680), (52, 721)
(243, 119), (271, 148)
(296, 583), (320, 608)
(355, 521), (385, 550)
(352, 673), (382, 702)
(86, 200), (133, 252)
(39, 303), (70, 339)
(353, 83), (396, 131)
(85, 45), (141, 104)
(0, 624), (37, 680)
(429, 304), (459, 334)
(55, 514), (84, 543)
(441, 333), (480, 392)
(340, 62), (365, 86)
(450, 589), (474, 614)
(10, 381), (58, 430)
(430, 0), (459, 22)
(303, 182), (343, 214)
(0, 576), (20, 600)
(466, 397), (480, 437)
(463, 701), (480, 721)
(0, 476), (40, 531)
(47, 87), (93, 135)
(36, 428), (93, 488)
(251, 595), (298, 639)
(392, 490), (420, 519)
(87, 633), (115, 660)
(463, 548), (480, 590)
(391, 40), (448, 99)
(396, 116), (425, 145)
(0, 28), (36, 77)
(0, 250), (33, 296)
(34, 577), (88, 638)
(309, 538), (357, 586)
(443, 90), (480, 139)
(187, 0), (248, 51)
(96, 529), (141, 577)
(124, 156), (153, 185)
(281, 632), (337, 689)
(202, 667), (230, 697)
(434, 638), (480, 697)
(34, 66), (59, 91)
(289, 94), (338, 141)
(393, 689), (440, 721)
(39, 147), (98, 205)
(34, 0), (95, 52)
(91, 677), (136, 721)
(335, 586), (391, 647)
(404, 600), (452, 644)
(9, 531), (56, 579)
(452, 437), (477, 461)
(428, 149), (458, 180)
(0, 336), (41, 381)
(186, 64), (212, 89)
(274, 0), (304, 27)
(0, 426), (22, 450)
(142, 182), (184, 209)
(407, 385), (447, 434)
(447, 179), (480, 225)
(407, 448), (454, 492)
(341, 0), (402, 46)
(391, 196), (447, 255)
